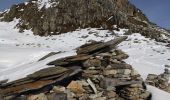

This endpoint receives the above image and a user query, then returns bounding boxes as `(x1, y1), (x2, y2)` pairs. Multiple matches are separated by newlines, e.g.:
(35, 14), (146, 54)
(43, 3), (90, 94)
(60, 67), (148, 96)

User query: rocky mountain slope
(0, 0), (170, 100)
(0, 0), (169, 42)
(1, 0), (169, 42)
(0, 0), (148, 35)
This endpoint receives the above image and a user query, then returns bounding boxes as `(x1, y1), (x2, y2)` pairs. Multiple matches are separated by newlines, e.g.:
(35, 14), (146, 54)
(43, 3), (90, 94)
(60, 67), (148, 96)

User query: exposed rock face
(146, 68), (170, 93)
(0, 0), (149, 36)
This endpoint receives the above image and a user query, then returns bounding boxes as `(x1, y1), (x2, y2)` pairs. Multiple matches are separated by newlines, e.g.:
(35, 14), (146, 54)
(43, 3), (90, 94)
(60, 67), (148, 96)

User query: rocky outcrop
(146, 68), (170, 93)
(0, 0), (149, 36)
(0, 37), (151, 100)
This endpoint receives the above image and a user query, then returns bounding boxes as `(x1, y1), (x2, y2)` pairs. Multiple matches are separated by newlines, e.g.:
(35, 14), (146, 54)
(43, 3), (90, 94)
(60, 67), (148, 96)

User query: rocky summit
(0, 0), (149, 36)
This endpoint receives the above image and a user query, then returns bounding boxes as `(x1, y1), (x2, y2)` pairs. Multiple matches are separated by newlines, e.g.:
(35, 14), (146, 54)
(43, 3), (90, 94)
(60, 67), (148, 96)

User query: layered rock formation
(146, 68), (170, 93)
(0, 0), (149, 36)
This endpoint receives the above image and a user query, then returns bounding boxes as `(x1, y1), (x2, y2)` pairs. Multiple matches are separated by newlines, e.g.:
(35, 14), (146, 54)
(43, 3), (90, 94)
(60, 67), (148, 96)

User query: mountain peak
(0, 0), (149, 36)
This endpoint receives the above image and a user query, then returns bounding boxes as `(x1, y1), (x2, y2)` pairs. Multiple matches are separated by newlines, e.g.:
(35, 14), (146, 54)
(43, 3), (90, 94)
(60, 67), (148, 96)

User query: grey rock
(140, 91), (152, 99)
(83, 58), (101, 68)
(38, 52), (60, 61)
(76, 36), (128, 54)
(146, 74), (157, 80)
(28, 93), (48, 100)
(100, 78), (116, 91)
(0, 79), (8, 85)
(164, 68), (170, 74)
(100, 78), (142, 91)
(47, 93), (67, 100)
(13, 95), (27, 100)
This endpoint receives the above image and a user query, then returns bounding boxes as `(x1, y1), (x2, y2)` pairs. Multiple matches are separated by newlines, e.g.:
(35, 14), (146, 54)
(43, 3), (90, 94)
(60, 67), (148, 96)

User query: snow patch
(37, 0), (59, 9)
(147, 85), (170, 100)
(118, 33), (170, 80)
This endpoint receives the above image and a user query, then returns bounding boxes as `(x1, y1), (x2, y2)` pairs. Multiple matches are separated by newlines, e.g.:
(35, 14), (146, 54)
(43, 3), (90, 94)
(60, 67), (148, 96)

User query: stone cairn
(0, 36), (151, 100)
(146, 67), (170, 93)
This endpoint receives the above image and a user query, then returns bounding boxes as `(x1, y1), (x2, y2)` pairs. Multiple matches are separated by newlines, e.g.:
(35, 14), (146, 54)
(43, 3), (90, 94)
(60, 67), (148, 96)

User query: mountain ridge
(0, 0), (148, 35)
(0, 0), (169, 42)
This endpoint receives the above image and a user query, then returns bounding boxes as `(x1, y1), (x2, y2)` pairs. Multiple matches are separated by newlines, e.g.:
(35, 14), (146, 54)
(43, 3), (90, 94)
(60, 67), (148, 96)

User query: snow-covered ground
(0, 19), (170, 99)
(147, 85), (170, 100)
(118, 33), (170, 80)
(0, 19), (115, 81)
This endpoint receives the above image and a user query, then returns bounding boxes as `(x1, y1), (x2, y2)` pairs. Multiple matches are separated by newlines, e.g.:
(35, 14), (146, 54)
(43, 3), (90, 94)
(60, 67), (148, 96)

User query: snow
(37, 0), (59, 9)
(147, 85), (170, 100)
(118, 33), (170, 80)
(0, 19), (115, 81)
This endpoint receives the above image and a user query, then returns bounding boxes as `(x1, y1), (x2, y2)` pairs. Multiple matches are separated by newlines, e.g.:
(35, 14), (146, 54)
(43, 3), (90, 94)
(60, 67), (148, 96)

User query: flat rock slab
(48, 37), (127, 67)
(48, 54), (92, 66)
(0, 66), (81, 98)
(76, 36), (127, 54)
(38, 52), (60, 61)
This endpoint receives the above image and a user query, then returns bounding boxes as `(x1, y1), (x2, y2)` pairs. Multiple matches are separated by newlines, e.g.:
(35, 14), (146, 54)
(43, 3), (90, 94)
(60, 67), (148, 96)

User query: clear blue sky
(0, 0), (170, 29)
(129, 0), (170, 29)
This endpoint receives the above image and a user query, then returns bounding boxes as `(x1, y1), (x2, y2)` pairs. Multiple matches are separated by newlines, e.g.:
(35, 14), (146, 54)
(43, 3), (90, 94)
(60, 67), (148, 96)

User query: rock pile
(80, 50), (151, 100)
(146, 68), (170, 93)
(0, 36), (151, 100)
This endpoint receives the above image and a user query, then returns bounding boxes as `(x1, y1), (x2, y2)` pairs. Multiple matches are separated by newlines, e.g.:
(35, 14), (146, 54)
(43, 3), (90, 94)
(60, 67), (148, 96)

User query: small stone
(47, 93), (67, 100)
(87, 78), (98, 94)
(27, 93), (48, 100)
(13, 95), (27, 100)
(117, 69), (125, 74)
(103, 70), (117, 75)
(77, 80), (89, 86)
(146, 81), (155, 86)
(158, 77), (167, 83)
(89, 92), (103, 99)
(165, 65), (170, 68)
(67, 81), (85, 94)
(146, 74), (157, 80)
(98, 53), (112, 57)
(53, 86), (66, 93)
(106, 91), (117, 98)
(100, 78), (116, 91)
(112, 52), (117, 56)
(164, 68), (170, 74)
(140, 91), (151, 99)
(131, 69), (139, 76)
(83, 59), (101, 68)
(124, 69), (131, 75)
(110, 59), (121, 64)
(107, 98), (116, 100)
(0, 79), (8, 85)
(93, 97), (107, 100)
(83, 70), (99, 75)
(64, 89), (76, 98)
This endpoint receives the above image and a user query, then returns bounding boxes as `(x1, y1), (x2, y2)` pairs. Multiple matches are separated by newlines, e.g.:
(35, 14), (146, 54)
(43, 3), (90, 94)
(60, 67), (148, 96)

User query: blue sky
(0, 0), (170, 29)
(0, 0), (27, 10)
(129, 0), (170, 29)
